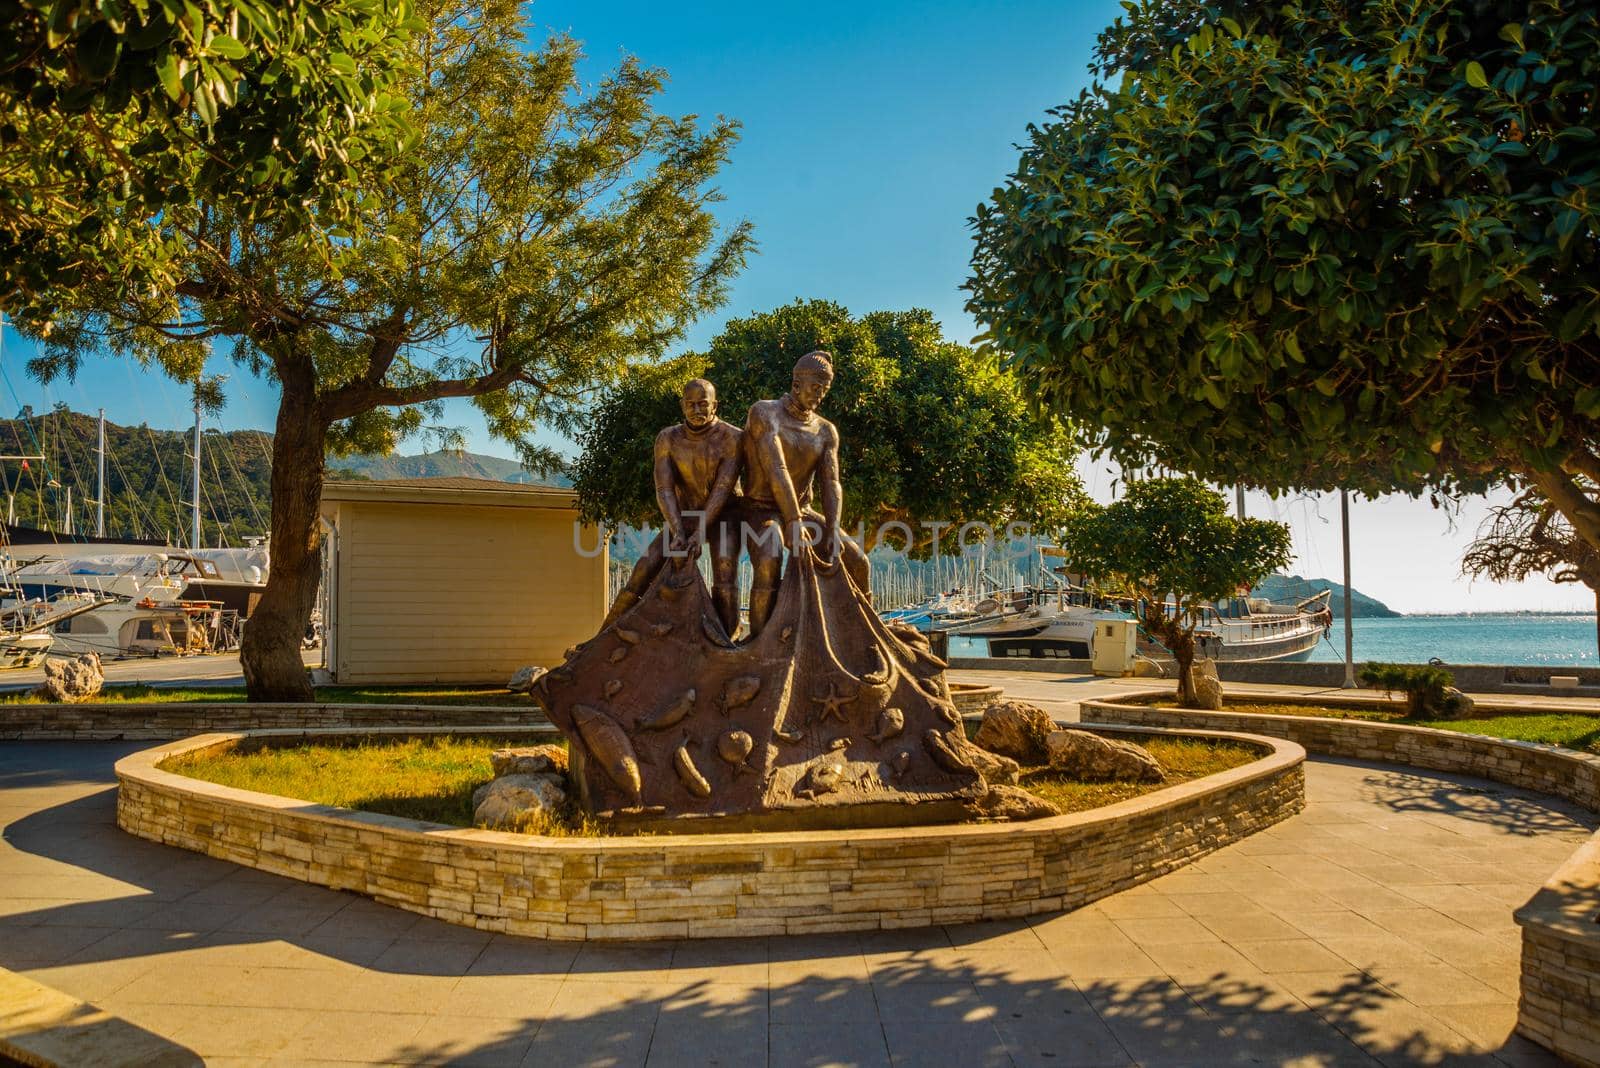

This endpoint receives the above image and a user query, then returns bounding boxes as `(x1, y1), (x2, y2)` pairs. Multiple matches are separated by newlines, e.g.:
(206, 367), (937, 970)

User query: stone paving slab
(1, 740), (1592, 1066)
(0, 963), (200, 1066)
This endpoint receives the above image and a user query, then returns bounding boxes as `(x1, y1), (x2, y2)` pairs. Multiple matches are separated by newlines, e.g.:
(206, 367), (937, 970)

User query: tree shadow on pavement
(0, 743), (1567, 1066)
(1352, 766), (1597, 839)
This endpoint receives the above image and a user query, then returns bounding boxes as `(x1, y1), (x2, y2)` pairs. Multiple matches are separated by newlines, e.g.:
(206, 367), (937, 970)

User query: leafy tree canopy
(570, 300), (1086, 553)
(2, 0), (419, 316)
(1059, 477), (1291, 705)
(22, 0), (751, 700)
(967, 0), (1600, 550)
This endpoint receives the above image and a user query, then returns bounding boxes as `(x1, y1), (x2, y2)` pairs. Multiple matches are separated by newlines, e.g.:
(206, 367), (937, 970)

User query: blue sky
(1, 1), (1591, 613)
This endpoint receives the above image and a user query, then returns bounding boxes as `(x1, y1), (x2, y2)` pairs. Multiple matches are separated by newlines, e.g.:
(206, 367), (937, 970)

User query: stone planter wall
(948, 683), (1003, 716)
(1, 702), (540, 741)
(1082, 696), (1600, 1068)
(115, 724), (1304, 942)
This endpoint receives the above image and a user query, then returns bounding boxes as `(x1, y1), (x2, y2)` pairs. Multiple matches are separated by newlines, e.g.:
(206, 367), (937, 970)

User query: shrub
(1360, 663), (1458, 717)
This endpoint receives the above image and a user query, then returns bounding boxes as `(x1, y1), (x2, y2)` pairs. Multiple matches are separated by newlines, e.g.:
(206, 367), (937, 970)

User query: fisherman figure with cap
(736, 350), (870, 637)
(604, 377), (743, 634)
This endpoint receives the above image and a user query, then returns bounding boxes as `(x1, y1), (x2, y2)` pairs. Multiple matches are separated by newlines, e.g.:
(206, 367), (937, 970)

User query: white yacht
(946, 588), (1332, 663)
(0, 588), (117, 668)
(947, 599), (1130, 658)
(4, 553), (254, 657)
(48, 595), (227, 658)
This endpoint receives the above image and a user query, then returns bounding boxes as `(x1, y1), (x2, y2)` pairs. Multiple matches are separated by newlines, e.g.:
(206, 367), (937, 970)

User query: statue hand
(820, 528), (841, 564)
(784, 519), (817, 553)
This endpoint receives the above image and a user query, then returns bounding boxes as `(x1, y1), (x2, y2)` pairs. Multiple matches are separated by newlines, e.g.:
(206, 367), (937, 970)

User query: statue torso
(662, 420), (740, 510)
(742, 398), (831, 509)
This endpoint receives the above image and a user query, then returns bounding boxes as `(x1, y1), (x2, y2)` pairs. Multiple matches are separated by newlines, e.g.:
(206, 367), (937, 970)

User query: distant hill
(0, 408), (566, 545)
(329, 449), (569, 486)
(1253, 573), (1401, 618)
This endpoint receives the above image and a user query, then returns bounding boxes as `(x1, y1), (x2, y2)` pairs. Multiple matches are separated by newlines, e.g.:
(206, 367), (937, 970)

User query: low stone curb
(1, 702), (545, 741)
(114, 723), (1305, 942)
(1081, 694), (1600, 1068)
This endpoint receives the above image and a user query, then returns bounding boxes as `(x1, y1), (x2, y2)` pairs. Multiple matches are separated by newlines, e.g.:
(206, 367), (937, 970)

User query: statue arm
(752, 407), (805, 530)
(652, 430), (684, 545)
(819, 423), (843, 559)
(702, 435), (741, 530)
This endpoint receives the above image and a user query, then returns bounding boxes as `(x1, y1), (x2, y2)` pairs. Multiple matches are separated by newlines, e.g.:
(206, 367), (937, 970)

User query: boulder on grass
(35, 653), (103, 703)
(973, 699), (1056, 764)
(473, 773), (567, 829)
(506, 665), (547, 694)
(490, 744), (569, 778)
(966, 745), (1020, 787)
(969, 785), (1060, 821)
(1188, 657), (1223, 710)
(1441, 687), (1476, 720)
(1046, 729), (1165, 783)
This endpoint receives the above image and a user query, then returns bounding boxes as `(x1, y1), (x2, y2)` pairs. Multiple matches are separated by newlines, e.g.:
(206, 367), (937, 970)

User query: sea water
(947, 614), (1599, 666)
(1304, 614), (1598, 667)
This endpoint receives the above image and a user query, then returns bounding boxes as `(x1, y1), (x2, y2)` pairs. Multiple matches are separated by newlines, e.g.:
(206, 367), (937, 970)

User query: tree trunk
(1170, 627), (1198, 708)
(241, 389), (327, 702)
(1144, 607), (1196, 706)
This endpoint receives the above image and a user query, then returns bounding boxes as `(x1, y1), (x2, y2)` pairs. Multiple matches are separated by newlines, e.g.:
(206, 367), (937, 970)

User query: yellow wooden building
(318, 477), (606, 685)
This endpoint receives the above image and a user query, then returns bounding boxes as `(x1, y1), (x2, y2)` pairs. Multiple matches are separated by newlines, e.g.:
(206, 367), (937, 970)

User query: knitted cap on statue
(533, 544), (989, 830)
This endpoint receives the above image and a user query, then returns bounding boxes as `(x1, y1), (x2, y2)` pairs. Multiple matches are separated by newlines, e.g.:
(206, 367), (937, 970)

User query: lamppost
(1341, 490), (1356, 688)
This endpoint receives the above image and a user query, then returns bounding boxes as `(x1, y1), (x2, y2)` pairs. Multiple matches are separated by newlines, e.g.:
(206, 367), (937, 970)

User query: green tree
(1462, 485), (1600, 656)
(967, 0), (1600, 555)
(570, 300), (1085, 549)
(1, 0), (419, 316)
(23, 0), (751, 700)
(1059, 478), (1291, 706)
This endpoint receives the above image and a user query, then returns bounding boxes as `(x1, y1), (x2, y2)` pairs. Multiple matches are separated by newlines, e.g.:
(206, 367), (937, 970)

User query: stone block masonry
(1, 702), (542, 741)
(115, 724), (1304, 942)
(1084, 696), (1600, 1068)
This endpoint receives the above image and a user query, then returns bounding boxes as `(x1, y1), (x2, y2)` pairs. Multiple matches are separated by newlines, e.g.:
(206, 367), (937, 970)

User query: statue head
(790, 351), (834, 414)
(681, 378), (718, 429)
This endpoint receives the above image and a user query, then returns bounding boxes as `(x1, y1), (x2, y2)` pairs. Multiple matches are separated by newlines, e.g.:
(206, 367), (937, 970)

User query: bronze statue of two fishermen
(535, 351), (1003, 830)
(605, 351), (870, 639)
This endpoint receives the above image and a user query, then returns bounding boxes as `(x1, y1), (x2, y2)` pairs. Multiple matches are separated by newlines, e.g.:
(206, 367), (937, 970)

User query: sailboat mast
(191, 395), (202, 550)
(96, 409), (105, 537)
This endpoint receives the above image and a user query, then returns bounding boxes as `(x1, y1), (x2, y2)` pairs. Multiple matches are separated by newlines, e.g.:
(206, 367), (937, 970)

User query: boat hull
(0, 632), (52, 670)
(1142, 627), (1323, 664)
(987, 636), (1092, 659)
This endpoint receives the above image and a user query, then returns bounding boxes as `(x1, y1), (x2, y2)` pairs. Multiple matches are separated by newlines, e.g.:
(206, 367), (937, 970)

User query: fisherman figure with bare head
(604, 378), (743, 634)
(737, 351), (871, 637)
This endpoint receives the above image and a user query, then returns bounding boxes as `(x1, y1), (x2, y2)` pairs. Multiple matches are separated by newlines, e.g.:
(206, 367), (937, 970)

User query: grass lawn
(1019, 736), (1259, 814)
(164, 736), (517, 828)
(0, 684), (530, 706)
(162, 733), (1263, 833)
(1147, 699), (1600, 757)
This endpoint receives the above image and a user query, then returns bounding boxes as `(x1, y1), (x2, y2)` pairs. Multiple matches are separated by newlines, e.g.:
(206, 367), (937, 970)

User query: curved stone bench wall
(1082, 697), (1600, 1068)
(115, 724), (1304, 942)
(948, 683), (1004, 716)
(1, 702), (540, 741)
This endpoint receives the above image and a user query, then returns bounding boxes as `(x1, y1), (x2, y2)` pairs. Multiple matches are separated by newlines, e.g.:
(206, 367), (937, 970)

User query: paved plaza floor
(1, 740), (1592, 1067)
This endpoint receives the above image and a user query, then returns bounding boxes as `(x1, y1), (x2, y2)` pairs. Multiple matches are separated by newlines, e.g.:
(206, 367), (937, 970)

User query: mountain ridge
(1253, 573), (1401, 618)
(0, 408), (560, 543)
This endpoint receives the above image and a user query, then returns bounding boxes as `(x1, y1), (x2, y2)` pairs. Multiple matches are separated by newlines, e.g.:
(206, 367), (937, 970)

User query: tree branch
(1528, 465), (1600, 553)
(321, 362), (546, 421)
